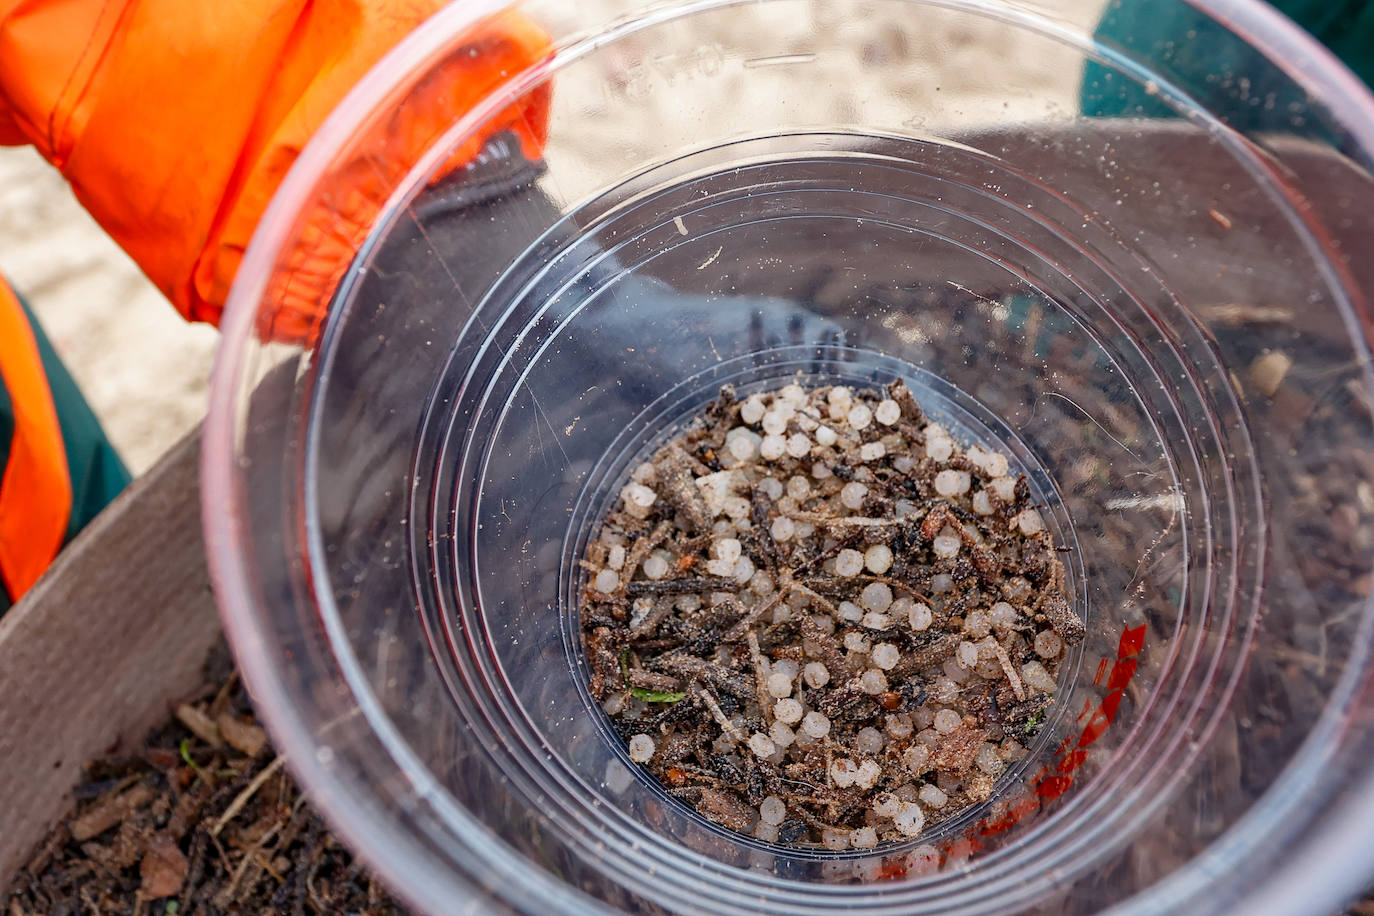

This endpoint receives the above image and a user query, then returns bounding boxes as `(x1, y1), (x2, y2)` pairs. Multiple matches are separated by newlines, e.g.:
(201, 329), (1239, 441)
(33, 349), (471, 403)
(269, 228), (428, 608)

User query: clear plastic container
(202, 1), (1374, 913)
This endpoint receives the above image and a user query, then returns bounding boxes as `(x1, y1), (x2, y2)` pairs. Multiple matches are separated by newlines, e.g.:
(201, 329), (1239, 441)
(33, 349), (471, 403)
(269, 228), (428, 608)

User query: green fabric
(1083, 0), (1374, 136)
(15, 295), (132, 544)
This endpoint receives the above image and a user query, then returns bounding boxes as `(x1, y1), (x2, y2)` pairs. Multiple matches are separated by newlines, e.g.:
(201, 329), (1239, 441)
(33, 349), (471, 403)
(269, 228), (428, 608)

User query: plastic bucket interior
(203, 1), (1374, 913)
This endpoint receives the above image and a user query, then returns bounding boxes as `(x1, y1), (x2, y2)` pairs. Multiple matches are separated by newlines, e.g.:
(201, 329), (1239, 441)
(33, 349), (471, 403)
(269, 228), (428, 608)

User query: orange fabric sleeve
(0, 284), (72, 599)
(0, 0), (551, 333)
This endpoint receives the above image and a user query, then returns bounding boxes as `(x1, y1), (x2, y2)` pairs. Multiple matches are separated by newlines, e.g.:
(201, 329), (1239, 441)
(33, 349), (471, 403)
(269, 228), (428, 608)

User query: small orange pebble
(678, 554), (698, 571)
(703, 449), (717, 463)
(879, 692), (903, 711)
(1207, 207), (1233, 231)
(665, 767), (688, 787)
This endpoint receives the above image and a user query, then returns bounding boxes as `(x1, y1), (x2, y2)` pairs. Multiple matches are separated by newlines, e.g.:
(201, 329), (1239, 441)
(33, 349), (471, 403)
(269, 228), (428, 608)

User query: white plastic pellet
(850, 826), (879, 849)
(885, 714), (914, 739)
(628, 734), (655, 763)
(712, 538), (742, 564)
(861, 612), (893, 631)
(860, 582), (893, 612)
(902, 744), (931, 773)
(740, 396), (766, 425)
(932, 534), (961, 559)
(785, 475), (811, 500)
(860, 442), (886, 462)
(991, 476), (1017, 501)
(907, 845), (941, 876)
(828, 386), (852, 404)
(1016, 509), (1046, 535)
(770, 720), (796, 748)
(606, 544), (626, 571)
(840, 482), (868, 510)
(847, 403), (873, 431)
(733, 556), (756, 584)
(821, 828), (850, 850)
(843, 631), (871, 654)
(871, 643), (900, 670)
(602, 692), (628, 716)
(933, 708), (963, 734)
(754, 822), (780, 843)
(907, 601), (934, 631)
(751, 571), (776, 596)
(758, 410), (786, 436)
(874, 399), (901, 425)
(759, 477), (784, 500)
(893, 455), (917, 474)
(1022, 660), (1057, 693)
(977, 743), (1007, 776)
(972, 490), (994, 515)
(930, 677), (959, 705)
(835, 549), (865, 577)
(831, 758), (859, 788)
(930, 573), (954, 593)
(956, 641), (979, 669)
(749, 733), (777, 758)
(810, 613), (836, 635)
(867, 793), (898, 820)
(759, 795), (787, 826)
(837, 600), (864, 622)
(705, 558), (735, 578)
(990, 602), (1019, 633)
(770, 516), (796, 541)
(918, 784), (948, 808)
(812, 462), (833, 480)
(723, 496), (751, 521)
(999, 738), (1027, 761)
(727, 431), (758, 462)
(593, 569), (619, 593)
(773, 697), (804, 725)
(854, 759), (882, 790)
(803, 662), (831, 689)
(934, 469), (972, 497)
(864, 544), (894, 575)
(774, 659), (800, 680)
(856, 727), (885, 755)
(984, 452), (1010, 478)
(943, 656), (970, 684)
(622, 483), (657, 518)
(787, 434), (812, 458)
(925, 436), (954, 463)
(1035, 630), (1064, 659)
(963, 610), (991, 639)
(801, 710), (831, 738)
(893, 802), (926, 837)
(760, 434), (787, 461)
(815, 425), (838, 446)
(766, 672), (794, 698)
(860, 668), (889, 695)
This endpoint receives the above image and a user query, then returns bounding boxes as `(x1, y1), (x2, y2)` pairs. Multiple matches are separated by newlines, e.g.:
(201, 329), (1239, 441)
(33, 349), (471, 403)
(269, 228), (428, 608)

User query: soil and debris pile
(5, 643), (405, 916)
(580, 381), (1082, 850)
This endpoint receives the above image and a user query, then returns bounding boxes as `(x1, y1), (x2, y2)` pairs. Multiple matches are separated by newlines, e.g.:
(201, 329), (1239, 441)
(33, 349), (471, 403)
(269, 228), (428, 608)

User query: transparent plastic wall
(204, 1), (1374, 913)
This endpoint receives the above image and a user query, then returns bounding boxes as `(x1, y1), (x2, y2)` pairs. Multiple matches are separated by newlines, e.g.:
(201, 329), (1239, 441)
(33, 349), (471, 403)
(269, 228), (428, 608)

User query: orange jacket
(0, 0), (550, 599)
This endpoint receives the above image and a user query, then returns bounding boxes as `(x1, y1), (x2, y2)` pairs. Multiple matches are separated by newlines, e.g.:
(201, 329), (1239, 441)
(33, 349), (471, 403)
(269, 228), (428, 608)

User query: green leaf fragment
(630, 688), (686, 703)
(179, 738), (202, 774)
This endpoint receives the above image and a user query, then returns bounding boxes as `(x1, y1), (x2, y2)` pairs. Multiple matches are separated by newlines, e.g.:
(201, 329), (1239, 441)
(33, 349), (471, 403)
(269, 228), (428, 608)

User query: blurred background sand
(0, 0), (1103, 475)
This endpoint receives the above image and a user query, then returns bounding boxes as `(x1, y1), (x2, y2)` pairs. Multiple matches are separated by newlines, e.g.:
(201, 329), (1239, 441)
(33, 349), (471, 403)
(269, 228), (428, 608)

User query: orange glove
(0, 0), (551, 339)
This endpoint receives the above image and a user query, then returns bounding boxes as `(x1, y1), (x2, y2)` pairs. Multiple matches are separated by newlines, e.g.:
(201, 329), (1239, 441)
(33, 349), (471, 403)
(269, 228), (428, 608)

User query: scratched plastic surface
(204, 1), (1374, 914)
